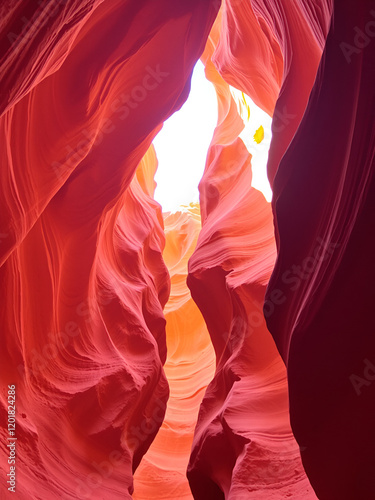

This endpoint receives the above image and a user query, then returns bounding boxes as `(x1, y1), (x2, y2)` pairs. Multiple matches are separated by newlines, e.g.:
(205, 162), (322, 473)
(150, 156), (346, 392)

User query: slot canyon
(0, 0), (374, 499)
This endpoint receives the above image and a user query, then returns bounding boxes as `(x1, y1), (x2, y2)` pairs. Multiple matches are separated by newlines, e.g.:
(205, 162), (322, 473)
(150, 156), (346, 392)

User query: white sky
(153, 60), (272, 212)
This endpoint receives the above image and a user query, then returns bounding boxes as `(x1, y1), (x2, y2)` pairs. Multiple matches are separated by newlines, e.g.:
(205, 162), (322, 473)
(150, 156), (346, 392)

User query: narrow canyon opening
(2, 1), (374, 499)
(133, 59), (274, 498)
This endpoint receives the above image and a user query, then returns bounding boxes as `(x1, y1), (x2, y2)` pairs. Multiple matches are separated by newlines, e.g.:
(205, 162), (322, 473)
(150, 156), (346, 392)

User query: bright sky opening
(153, 61), (272, 213)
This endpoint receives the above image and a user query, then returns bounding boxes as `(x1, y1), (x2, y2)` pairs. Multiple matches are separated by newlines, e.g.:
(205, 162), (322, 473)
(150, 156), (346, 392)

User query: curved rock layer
(265, 0), (375, 498)
(133, 206), (215, 499)
(0, 1), (219, 498)
(186, 18), (317, 498)
(216, 0), (333, 187)
(0, 141), (171, 500)
(1, 0), (374, 499)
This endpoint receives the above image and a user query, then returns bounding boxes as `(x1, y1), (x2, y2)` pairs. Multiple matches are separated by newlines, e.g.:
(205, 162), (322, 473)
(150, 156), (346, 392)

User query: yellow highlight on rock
(253, 125), (264, 144)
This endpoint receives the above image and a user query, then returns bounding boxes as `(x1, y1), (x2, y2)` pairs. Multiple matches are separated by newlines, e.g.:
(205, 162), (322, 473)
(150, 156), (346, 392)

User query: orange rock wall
(133, 206), (215, 499)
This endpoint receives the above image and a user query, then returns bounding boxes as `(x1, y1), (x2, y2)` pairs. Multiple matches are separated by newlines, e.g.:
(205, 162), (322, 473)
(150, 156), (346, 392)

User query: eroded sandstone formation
(1, 0), (374, 499)
(133, 206), (215, 499)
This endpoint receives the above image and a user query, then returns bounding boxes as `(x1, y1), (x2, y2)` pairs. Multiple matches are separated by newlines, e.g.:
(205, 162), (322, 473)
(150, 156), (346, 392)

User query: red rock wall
(185, 15), (317, 497)
(1, 0), (374, 498)
(0, 1), (219, 498)
(265, 0), (375, 497)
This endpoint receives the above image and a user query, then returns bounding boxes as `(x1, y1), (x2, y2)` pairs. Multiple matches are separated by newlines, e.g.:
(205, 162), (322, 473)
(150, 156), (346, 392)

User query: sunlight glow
(153, 61), (273, 213)
(153, 61), (217, 212)
(230, 86), (273, 202)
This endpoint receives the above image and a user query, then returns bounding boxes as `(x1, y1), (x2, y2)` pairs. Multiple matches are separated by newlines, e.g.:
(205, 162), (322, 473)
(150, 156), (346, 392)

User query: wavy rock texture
(265, 0), (375, 498)
(213, 0), (333, 184)
(133, 206), (215, 499)
(186, 21), (316, 498)
(0, 1), (219, 498)
(1, 0), (374, 498)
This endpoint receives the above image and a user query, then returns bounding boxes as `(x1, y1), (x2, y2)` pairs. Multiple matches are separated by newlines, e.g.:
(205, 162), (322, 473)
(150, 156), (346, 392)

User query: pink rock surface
(0, 1), (219, 498)
(186, 31), (316, 497)
(1, 0), (374, 498)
